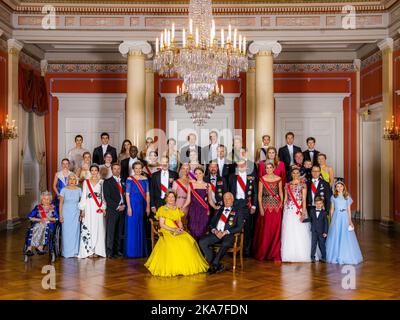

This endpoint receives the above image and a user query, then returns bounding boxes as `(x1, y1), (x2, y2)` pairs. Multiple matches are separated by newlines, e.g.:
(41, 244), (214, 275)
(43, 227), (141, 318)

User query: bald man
(199, 192), (244, 274)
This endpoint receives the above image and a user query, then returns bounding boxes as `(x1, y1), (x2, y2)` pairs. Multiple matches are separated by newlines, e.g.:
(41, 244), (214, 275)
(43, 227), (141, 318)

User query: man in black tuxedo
(278, 131), (302, 180)
(121, 145), (147, 182)
(180, 133), (202, 164)
(202, 130), (219, 164)
(205, 162), (228, 218)
(206, 144), (232, 179)
(199, 192), (244, 274)
(103, 163), (126, 258)
(150, 156), (178, 214)
(302, 197), (328, 262)
(228, 159), (257, 256)
(92, 132), (118, 165)
(306, 165), (332, 213)
(231, 147), (258, 179)
(303, 137), (320, 166)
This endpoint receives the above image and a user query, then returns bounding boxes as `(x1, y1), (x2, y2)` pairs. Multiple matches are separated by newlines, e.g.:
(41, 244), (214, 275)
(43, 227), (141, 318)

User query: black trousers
(199, 233), (234, 267)
(106, 209), (125, 257)
(311, 232), (326, 260)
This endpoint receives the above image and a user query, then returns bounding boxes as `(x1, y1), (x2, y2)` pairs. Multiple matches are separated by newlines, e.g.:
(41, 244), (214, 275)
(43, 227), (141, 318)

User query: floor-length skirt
(125, 194), (148, 258)
(78, 209), (106, 258)
(61, 205), (81, 258)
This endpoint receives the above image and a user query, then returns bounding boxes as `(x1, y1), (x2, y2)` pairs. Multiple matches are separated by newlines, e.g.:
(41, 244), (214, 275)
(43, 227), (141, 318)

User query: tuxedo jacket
(306, 178), (332, 212)
(205, 158), (233, 179)
(278, 145), (302, 173)
(120, 157), (148, 183)
(209, 206), (244, 235)
(103, 177), (126, 213)
(150, 169), (179, 209)
(303, 207), (328, 235)
(205, 174), (228, 206)
(228, 173), (258, 212)
(180, 145), (202, 163)
(303, 149), (320, 166)
(92, 145), (118, 165)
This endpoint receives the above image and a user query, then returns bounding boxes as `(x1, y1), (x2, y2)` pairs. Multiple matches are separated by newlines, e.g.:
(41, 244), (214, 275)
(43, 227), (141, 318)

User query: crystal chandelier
(153, 0), (248, 102)
(175, 82), (225, 126)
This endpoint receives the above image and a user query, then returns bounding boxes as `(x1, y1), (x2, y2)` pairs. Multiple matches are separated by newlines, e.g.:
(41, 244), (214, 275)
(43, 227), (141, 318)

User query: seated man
(199, 192), (244, 274)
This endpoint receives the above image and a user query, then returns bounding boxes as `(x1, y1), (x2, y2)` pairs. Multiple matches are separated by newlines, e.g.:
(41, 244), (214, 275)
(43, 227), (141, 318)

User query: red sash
(237, 175), (251, 209)
(219, 212), (228, 224)
(130, 176), (147, 202)
(210, 182), (216, 194)
(175, 180), (188, 194)
(260, 178), (281, 202)
(189, 182), (209, 210)
(144, 165), (152, 177)
(161, 183), (168, 194)
(86, 180), (104, 213)
(116, 181), (123, 195)
(311, 182), (317, 195)
(38, 205), (47, 219)
(288, 184), (302, 215)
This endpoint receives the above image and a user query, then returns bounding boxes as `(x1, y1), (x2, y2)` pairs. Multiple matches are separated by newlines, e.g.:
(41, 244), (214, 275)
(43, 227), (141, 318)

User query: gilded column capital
(353, 59), (361, 72)
(249, 41), (282, 58)
(119, 41), (152, 57)
(40, 59), (48, 76)
(7, 39), (23, 56)
(377, 38), (393, 52)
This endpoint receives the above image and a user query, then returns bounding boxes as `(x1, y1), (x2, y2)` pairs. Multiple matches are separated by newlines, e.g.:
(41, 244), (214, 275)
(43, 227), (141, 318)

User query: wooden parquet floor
(0, 221), (399, 300)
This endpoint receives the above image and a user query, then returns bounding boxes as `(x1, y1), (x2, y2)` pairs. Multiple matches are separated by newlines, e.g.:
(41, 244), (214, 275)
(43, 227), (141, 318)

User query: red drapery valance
(18, 64), (48, 115)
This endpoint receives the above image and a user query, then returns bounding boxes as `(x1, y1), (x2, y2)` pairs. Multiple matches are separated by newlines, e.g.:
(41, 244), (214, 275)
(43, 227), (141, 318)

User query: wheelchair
(23, 221), (62, 263)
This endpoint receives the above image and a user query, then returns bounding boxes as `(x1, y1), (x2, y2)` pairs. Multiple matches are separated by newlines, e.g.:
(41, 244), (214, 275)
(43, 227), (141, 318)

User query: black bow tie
(224, 208), (231, 212)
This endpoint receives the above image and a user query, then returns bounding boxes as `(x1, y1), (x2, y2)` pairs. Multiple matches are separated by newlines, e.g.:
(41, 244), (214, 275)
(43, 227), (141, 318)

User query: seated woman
(25, 191), (59, 256)
(144, 190), (208, 277)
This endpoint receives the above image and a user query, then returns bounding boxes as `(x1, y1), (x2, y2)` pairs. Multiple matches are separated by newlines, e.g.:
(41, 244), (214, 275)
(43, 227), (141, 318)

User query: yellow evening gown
(144, 206), (209, 277)
(320, 168), (331, 184)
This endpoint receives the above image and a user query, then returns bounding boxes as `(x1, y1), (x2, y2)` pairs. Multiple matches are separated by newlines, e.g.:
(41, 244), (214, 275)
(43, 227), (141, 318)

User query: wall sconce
(0, 115), (18, 141)
(383, 115), (399, 141)
(362, 104), (371, 121)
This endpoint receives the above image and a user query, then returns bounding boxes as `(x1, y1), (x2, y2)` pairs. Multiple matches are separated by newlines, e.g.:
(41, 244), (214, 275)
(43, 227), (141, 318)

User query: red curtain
(18, 64), (48, 115)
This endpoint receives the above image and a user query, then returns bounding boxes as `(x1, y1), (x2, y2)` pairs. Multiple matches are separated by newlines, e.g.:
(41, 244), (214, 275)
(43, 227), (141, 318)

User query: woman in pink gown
(173, 163), (190, 217)
(258, 146), (286, 185)
(253, 162), (284, 262)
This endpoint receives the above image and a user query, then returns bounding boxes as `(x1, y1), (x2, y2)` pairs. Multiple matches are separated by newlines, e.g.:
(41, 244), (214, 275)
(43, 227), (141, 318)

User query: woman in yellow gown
(144, 190), (209, 277)
(317, 153), (335, 186)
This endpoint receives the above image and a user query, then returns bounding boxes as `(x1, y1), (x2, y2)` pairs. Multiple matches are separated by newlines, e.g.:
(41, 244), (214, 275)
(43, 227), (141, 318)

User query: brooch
(217, 181), (223, 185)
(248, 191), (252, 195)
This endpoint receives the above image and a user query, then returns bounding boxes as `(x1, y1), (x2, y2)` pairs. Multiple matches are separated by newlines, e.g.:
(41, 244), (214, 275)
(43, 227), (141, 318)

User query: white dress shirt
(209, 143), (218, 161)
(216, 207), (232, 232)
(236, 171), (247, 199)
(287, 144), (294, 165)
(102, 144), (109, 156)
(315, 209), (321, 219)
(308, 149), (315, 163)
(259, 145), (269, 161)
(128, 157), (138, 176)
(217, 157), (225, 177)
(160, 169), (169, 199)
(311, 178), (319, 205)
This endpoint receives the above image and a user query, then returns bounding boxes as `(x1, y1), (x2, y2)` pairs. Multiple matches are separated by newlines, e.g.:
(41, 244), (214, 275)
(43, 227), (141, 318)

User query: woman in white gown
(281, 167), (312, 262)
(78, 164), (107, 258)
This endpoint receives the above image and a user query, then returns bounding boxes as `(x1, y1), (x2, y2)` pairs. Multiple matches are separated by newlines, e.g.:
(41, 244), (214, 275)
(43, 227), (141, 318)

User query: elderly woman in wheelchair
(24, 191), (59, 258)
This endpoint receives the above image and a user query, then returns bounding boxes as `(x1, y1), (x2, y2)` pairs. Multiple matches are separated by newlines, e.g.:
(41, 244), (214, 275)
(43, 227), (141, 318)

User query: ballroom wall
(0, 49), (7, 224)
(394, 48), (400, 222)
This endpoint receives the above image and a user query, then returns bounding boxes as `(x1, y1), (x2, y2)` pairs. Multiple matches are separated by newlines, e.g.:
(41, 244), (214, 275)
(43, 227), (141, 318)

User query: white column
(246, 64), (256, 161)
(7, 39), (23, 229)
(145, 62), (154, 135)
(249, 41), (282, 148)
(119, 41), (152, 150)
(378, 38), (394, 227)
(354, 58), (361, 217)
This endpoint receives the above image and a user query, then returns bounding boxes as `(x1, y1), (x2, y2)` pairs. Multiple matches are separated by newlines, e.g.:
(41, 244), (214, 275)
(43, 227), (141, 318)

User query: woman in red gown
(253, 162), (284, 262)
(258, 146), (286, 185)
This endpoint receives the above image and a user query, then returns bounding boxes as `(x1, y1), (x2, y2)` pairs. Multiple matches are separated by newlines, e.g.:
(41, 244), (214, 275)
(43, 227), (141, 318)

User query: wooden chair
(149, 219), (162, 249)
(212, 230), (244, 271)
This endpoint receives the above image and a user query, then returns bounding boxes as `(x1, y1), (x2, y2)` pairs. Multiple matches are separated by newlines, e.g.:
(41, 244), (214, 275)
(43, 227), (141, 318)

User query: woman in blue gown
(326, 181), (363, 265)
(52, 158), (72, 208)
(59, 174), (82, 258)
(125, 161), (150, 258)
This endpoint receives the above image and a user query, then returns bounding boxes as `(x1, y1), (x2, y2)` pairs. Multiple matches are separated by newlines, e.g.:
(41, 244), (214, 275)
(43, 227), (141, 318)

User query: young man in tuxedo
(206, 144), (232, 179)
(205, 162), (228, 218)
(121, 145), (147, 182)
(203, 130), (219, 164)
(103, 163), (126, 258)
(199, 192), (244, 274)
(303, 137), (320, 166)
(255, 134), (271, 163)
(92, 132), (118, 165)
(180, 133), (202, 164)
(306, 165), (332, 213)
(278, 131), (302, 180)
(228, 159), (257, 256)
(302, 197), (328, 262)
(150, 156), (179, 215)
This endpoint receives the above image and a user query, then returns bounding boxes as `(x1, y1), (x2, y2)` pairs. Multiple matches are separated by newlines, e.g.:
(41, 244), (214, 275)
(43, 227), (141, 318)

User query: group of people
(25, 130), (363, 277)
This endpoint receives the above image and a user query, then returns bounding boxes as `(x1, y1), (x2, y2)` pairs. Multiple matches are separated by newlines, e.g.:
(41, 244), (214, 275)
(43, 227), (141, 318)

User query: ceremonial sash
(175, 180), (188, 194)
(288, 184), (302, 215)
(237, 175), (251, 209)
(160, 183), (168, 194)
(260, 178), (281, 202)
(130, 176), (147, 202)
(189, 182), (209, 210)
(38, 205), (47, 219)
(144, 164), (152, 177)
(188, 171), (196, 180)
(116, 181), (123, 195)
(86, 180), (104, 213)
(209, 181), (216, 194)
(219, 212), (228, 224)
(311, 182), (317, 195)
